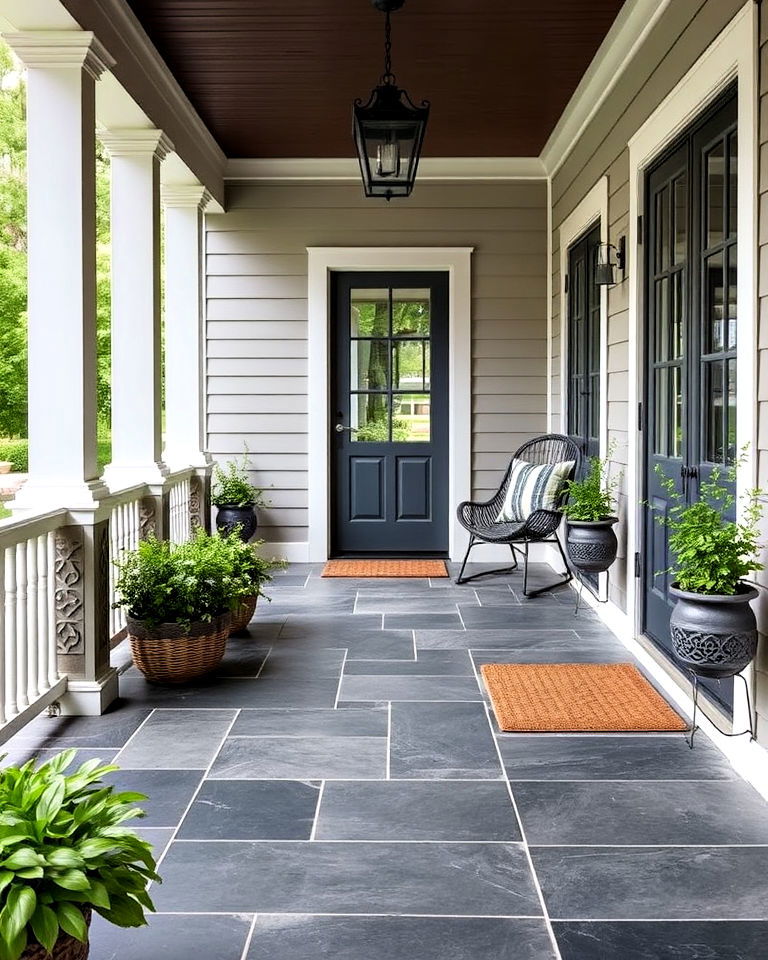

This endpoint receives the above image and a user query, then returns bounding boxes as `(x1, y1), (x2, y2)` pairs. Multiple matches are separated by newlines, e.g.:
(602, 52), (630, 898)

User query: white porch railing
(106, 485), (144, 640)
(0, 509), (68, 742)
(168, 469), (193, 544)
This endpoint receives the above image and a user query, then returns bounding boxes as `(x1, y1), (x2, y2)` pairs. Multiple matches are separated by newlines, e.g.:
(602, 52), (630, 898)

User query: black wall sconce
(595, 236), (627, 285)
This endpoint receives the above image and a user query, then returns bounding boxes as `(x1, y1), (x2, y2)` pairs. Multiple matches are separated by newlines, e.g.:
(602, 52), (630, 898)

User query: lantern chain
(382, 10), (396, 85)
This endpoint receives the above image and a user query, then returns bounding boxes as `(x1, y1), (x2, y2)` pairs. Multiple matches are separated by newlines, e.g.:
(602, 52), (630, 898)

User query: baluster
(26, 535), (38, 703)
(4, 546), (16, 717)
(0, 547), (6, 725)
(15, 542), (27, 710)
(37, 534), (48, 695)
(46, 532), (58, 687)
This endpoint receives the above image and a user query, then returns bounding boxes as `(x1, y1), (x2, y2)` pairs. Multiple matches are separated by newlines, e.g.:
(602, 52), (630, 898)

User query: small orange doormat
(481, 662), (688, 733)
(322, 559), (449, 578)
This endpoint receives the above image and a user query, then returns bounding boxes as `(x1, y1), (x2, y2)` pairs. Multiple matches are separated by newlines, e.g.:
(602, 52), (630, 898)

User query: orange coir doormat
(481, 662), (688, 733)
(322, 559), (449, 578)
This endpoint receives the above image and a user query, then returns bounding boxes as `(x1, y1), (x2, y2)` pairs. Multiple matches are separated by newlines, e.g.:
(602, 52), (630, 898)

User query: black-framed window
(566, 223), (601, 463)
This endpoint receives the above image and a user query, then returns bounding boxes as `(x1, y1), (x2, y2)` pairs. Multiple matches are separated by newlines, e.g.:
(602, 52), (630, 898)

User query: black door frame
(329, 270), (450, 557)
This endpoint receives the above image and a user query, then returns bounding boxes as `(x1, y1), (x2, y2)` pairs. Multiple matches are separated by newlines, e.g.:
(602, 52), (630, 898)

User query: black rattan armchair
(456, 434), (581, 597)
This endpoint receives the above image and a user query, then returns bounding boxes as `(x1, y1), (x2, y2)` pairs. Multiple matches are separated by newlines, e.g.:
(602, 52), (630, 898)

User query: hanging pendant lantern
(353, 0), (430, 200)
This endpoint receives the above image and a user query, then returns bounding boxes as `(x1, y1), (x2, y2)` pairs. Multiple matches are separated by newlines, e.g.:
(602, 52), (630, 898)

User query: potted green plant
(212, 453), (267, 543)
(0, 749), (159, 960)
(655, 461), (763, 678)
(562, 453), (620, 574)
(222, 534), (286, 634)
(114, 530), (248, 683)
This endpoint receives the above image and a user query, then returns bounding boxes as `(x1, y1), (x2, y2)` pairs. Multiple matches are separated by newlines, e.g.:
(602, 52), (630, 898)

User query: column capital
(3, 31), (114, 80)
(161, 184), (212, 210)
(99, 127), (174, 161)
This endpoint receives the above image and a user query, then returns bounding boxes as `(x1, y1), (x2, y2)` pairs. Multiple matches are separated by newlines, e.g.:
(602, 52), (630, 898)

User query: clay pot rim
(566, 516), (618, 527)
(669, 581), (759, 604)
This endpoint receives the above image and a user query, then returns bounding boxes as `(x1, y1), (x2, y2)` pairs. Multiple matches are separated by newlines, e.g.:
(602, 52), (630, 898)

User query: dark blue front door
(331, 272), (449, 556)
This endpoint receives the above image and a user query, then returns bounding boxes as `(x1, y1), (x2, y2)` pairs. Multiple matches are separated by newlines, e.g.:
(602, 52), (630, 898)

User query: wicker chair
(456, 434), (581, 596)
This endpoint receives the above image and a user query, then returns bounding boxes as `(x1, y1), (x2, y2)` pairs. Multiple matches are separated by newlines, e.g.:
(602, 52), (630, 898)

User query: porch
(5, 562), (768, 959)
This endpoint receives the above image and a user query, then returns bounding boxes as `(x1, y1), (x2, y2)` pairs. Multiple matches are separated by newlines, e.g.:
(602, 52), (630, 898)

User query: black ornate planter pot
(669, 582), (759, 679)
(565, 517), (618, 574)
(215, 503), (258, 542)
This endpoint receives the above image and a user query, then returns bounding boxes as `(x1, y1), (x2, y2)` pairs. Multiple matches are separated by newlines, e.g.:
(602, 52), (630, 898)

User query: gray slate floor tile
(355, 593), (476, 613)
(8, 704), (152, 748)
(177, 779), (320, 839)
(553, 920), (768, 959)
(230, 706), (388, 737)
(0, 746), (119, 768)
(514, 780), (768, 845)
(532, 846), (768, 919)
(114, 709), (235, 769)
(415, 628), (581, 650)
(133, 827), (175, 859)
(340, 675), (482, 701)
(343, 649), (473, 676)
(316, 780), (521, 841)
(119, 677), (339, 709)
(278, 614), (385, 638)
(90, 912), (253, 960)
(390, 702), (502, 779)
(210, 735), (387, 779)
(497, 734), (735, 780)
(248, 915), (556, 960)
(459, 604), (597, 630)
(153, 841), (540, 916)
(383, 612), (464, 630)
(104, 769), (203, 826)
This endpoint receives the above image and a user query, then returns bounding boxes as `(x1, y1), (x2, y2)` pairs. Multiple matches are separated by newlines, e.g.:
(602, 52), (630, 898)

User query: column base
(11, 477), (110, 514)
(102, 462), (170, 491)
(59, 669), (119, 716)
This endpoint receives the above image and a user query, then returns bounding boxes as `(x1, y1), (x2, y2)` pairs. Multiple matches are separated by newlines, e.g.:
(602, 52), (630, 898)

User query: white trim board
(226, 157), (546, 182)
(557, 175), (611, 600)
(306, 247), (473, 563)
(624, 3), (759, 748)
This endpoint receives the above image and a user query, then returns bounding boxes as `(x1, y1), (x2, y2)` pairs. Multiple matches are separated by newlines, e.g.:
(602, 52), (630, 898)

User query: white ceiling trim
(540, 0), (674, 177)
(225, 156), (547, 181)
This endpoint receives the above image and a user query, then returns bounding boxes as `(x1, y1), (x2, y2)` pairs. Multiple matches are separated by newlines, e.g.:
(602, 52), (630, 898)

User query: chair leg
(521, 532), (573, 599)
(455, 536), (519, 586)
(456, 537), (476, 584)
(508, 544), (519, 571)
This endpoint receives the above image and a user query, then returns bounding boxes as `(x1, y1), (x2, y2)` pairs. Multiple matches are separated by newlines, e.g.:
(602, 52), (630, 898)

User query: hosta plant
(0, 750), (159, 960)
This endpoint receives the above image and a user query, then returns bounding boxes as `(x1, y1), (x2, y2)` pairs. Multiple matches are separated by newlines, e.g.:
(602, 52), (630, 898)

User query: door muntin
(332, 272), (449, 556)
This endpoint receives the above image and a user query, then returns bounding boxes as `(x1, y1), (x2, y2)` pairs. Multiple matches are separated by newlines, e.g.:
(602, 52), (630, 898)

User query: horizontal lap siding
(550, 0), (744, 613)
(206, 180), (549, 544)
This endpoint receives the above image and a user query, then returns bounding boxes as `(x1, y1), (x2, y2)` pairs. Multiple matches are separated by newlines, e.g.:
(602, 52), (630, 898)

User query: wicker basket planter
(22, 909), (91, 960)
(230, 594), (259, 634)
(127, 613), (231, 683)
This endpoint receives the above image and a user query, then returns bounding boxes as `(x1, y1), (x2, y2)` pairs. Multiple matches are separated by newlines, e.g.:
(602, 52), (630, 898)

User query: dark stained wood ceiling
(123, 0), (625, 158)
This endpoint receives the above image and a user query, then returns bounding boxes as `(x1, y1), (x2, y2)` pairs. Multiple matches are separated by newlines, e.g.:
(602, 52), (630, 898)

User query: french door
(331, 272), (449, 556)
(566, 223), (602, 469)
(643, 88), (738, 709)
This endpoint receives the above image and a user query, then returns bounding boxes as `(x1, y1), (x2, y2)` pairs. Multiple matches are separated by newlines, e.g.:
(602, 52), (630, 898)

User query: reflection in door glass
(350, 289), (389, 336)
(672, 175), (687, 264)
(727, 358), (737, 463)
(392, 340), (430, 391)
(704, 251), (724, 353)
(704, 359), (725, 463)
(728, 132), (738, 236)
(671, 271), (684, 359)
(654, 367), (669, 457)
(352, 393), (389, 442)
(393, 394), (430, 442)
(351, 339), (389, 390)
(655, 186), (670, 272)
(706, 142), (725, 248)
(671, 365), (683, 458)
(726, 245), (737, 349)
(392, 290), (430, 336)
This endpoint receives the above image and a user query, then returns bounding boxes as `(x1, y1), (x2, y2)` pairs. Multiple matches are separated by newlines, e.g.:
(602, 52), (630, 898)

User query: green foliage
(0, 750), (159, 960)
(563, 453), (619, 522)
(212, 452), (266, 508)
(220, 533), (286, 602)
(355, 417), (409, 443)
(113, 530), (253, 627)
(654, 457), (763, 595)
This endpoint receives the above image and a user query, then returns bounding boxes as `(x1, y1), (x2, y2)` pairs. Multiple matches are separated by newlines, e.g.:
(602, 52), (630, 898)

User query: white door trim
(558, 175), (610, 596)
(306, 246), (474, 563)
(626, 3), (759, 747)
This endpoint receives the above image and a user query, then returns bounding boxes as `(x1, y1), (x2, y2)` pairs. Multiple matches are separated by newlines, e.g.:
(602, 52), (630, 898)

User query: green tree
(0, 39), (112, 440)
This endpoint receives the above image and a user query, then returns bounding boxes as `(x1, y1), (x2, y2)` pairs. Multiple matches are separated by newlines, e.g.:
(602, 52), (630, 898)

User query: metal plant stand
(687, 670), (756, 749)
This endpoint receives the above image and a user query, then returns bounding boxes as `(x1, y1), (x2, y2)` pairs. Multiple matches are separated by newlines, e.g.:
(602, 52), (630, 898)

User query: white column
(162, 185), (211, 470)
(101, 128), (173, 489)
(4, 32), (112, 510)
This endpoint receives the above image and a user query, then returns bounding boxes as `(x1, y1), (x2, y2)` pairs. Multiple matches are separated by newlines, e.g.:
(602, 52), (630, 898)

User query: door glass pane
(655, 186), (670, 272)
(392, 290), (430, 336)
(672, 174), (687, 264)
(350, 289), (389, 336)
(726, 358), (737, 464)
(706, 141), (725, 248)
(352, 393), (390, 442)
(726, 244), (737, 350)
(671, 364), (683, 458)
(392, 340), (429, 391)
(671, 270), (684, 359)
(393, 394), (430, 442)
(654, 276), (669, 361)
(589, 373), (599, 440)
(352, 339), (389, 390)
(728, 131), (738, 237)
(654, 367), (669, 456)
(704, 359), (724, 462)
(703, 251), (724, 353)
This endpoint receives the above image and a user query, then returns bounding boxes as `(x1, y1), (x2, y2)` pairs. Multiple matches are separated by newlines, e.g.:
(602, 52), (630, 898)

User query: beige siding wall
(206, 180), (548, 545)
(550, 0), (745, 612)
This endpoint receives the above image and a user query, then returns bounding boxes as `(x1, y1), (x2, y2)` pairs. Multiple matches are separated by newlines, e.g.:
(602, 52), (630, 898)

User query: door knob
(335, 423), (358, 433)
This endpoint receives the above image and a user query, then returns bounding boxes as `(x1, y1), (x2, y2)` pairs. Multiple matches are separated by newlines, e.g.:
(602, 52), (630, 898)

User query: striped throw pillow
(496, 458), (575, 522)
